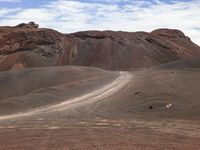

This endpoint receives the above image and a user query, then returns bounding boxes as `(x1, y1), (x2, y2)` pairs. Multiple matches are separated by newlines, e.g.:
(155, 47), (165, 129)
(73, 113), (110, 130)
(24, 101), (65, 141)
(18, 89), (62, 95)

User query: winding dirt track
(0, 71), (132, 121)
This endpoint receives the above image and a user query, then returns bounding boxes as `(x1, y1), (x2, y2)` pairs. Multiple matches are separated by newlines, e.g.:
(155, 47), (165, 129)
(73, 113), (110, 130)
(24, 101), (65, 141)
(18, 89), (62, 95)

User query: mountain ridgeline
(0, 22), (200, 71)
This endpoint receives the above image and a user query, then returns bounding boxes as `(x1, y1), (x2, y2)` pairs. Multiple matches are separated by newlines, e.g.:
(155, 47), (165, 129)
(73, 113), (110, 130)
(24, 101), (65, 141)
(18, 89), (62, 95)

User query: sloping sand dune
(0, 59), (200, 149)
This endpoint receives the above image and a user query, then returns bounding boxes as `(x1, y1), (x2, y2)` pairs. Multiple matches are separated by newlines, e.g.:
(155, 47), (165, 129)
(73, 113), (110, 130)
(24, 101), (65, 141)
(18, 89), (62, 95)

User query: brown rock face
(0, 24), (200, 71)
(69, 30), (200, 70)
(15, 21), (39, 29)
(0, 26), (73, 71)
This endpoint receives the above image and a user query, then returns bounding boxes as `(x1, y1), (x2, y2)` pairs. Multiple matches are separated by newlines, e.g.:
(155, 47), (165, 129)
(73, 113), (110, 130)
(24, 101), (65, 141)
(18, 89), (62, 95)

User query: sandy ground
(0, 118), (200, 150)
(0, 64), (200, 149)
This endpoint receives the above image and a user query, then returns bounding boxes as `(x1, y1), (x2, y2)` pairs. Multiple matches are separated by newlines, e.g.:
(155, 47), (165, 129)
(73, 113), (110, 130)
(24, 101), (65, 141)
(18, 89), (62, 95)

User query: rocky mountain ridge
(0, 22), (200, 71)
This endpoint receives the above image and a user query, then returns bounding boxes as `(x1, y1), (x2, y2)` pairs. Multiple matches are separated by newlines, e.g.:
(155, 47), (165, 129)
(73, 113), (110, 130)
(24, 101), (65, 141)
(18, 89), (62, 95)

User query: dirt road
(0, 71), (132, 120)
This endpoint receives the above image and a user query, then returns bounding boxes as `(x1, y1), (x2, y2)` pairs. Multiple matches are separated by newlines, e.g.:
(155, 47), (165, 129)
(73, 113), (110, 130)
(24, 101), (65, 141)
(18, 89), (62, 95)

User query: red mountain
(0, 22), (200, 71)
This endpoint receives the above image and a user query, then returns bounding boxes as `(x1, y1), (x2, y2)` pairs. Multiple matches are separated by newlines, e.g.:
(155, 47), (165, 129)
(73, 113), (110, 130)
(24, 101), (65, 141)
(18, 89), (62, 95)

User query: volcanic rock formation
(15, 22), (39, 29)
(0, 23), (200, 71)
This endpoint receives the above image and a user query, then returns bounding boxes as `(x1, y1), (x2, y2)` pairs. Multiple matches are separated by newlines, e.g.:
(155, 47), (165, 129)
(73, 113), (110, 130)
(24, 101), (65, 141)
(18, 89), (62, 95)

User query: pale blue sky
(0, 0), (192, 8)
(0, 0), (200, 45)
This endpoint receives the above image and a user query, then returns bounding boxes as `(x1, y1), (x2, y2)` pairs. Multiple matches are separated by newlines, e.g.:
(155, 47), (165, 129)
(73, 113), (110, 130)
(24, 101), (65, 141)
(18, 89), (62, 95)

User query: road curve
(0, 71), (132, 120)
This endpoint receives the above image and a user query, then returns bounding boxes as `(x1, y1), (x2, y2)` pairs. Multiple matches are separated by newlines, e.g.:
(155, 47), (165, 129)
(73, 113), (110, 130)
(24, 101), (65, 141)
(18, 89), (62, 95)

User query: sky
(0, 0), (200, 45)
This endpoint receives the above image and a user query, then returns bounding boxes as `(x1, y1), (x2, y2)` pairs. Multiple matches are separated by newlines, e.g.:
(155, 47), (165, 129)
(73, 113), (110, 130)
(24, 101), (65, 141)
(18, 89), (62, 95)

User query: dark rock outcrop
(15, 22), (39, 29)
(0, 24), (200, 71)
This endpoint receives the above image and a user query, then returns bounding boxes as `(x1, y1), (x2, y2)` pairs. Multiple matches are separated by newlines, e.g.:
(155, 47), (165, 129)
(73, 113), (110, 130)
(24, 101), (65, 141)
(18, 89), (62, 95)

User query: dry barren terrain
(0, 58), (200, 149)
(0, 24), (200, 149)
